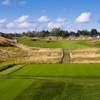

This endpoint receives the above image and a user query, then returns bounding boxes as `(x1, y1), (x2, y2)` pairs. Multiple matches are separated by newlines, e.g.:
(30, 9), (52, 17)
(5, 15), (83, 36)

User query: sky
(0, 0), (100, 33)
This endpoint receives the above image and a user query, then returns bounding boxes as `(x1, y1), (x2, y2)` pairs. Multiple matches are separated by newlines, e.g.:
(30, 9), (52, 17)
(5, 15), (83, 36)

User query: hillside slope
(0, 36), (17, 46)
(0, 37), (63, 64)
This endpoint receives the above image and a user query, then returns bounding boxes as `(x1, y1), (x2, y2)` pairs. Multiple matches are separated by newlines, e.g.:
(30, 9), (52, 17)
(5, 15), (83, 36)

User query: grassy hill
(1, 37), (100, 65)
(0, 36), (17, 46)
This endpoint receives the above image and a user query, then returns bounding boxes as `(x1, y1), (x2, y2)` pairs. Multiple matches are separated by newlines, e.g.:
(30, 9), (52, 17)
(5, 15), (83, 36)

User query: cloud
(47, 22), (66, 30)
(7, 22), (34, 29)
(7, 15), (30, 29)
(0, 19), (6, 24)
(56, 18), (66, 22)
(0, 19), (7, 28)
(15, 15), (29, 23)
(17, 22), (29, 29)
(6, 15), (37, 30)
(1, 0), (11, 6)
(46, 17), (68, 30)
(47, 18), (67, 30)
(76, 12), (91, 23)
(0, 14), (94, 32)
(6, 22), (15, 29)
(1, 0), (27, 6)
(37, 16), (50, 23)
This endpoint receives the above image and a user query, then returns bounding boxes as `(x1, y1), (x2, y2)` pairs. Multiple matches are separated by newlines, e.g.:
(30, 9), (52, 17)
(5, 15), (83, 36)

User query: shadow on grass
(15, 80), (87, 100)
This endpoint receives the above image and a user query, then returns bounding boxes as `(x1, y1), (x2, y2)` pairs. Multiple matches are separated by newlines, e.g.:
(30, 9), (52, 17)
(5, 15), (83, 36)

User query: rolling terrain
(1, 36), (100, 100)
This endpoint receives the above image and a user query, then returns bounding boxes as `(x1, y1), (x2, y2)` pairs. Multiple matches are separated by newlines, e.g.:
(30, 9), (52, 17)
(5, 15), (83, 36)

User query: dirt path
(61, 49), (70, 64)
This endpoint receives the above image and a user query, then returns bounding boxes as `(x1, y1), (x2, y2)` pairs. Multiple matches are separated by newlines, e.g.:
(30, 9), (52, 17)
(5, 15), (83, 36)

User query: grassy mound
(0, 36), (17, 46)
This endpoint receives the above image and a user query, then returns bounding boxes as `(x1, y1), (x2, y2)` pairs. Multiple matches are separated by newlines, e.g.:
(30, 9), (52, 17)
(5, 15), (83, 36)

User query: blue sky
(0, 0), (100, 33)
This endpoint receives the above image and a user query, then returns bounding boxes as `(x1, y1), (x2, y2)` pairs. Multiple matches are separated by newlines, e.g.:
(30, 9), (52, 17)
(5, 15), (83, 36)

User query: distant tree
(51, 28), (61, 36)
(82, 30), (90, 36)
(22, 31), (35, 37)
(0, 28), (100, 38)
(63, 31), (70, 37)
(77, 30), (90, 36)
(70, 31), (76, 36)
(36, 31), (45, 37)
(91, 29), (98, 37)
(41, 30), (50, 37)
(60, 30), (65, 37)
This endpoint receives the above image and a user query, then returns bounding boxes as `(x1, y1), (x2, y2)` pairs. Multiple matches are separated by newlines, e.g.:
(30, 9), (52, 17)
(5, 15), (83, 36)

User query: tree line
(0, 28), (100, 39)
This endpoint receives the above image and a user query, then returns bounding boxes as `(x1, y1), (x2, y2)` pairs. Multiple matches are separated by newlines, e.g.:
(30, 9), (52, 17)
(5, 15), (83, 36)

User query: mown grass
(1, 64), (100, 100)
(0, 79), (36, 100)
(0, 64), (24, 75)
(15, 79), (100, 100)
(12, 64), (100, 77)
(1, 78), (100, 100)
(18, 37), (94, 49)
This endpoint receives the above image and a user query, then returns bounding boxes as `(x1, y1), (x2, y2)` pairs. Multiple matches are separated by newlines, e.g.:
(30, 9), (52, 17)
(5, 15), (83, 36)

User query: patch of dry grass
(70, 48), (100, 63)
(0, 45), (63, 64)
(0, 36), (17, 46)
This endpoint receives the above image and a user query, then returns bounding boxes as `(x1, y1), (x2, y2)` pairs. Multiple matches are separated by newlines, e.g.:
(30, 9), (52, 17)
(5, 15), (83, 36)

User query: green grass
(0, 79), (36, 100)
(13, 79), (100, 100)
(0, 64), (24, 75)
(12, 64), (100, 77)
(18, 37), (94, 49)
(1, 64), (100, 100)
(1, 78), (100, 100)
